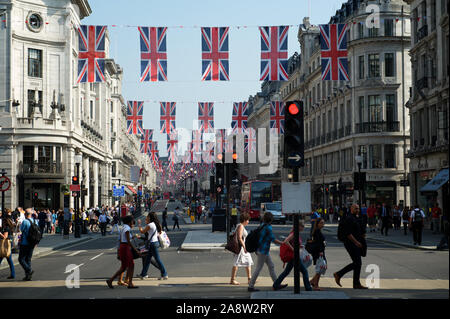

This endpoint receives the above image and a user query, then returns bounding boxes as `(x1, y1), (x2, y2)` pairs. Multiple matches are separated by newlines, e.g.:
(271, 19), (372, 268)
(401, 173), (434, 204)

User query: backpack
(245, 224), (266, 253)
(337, 217), (347, 242)
(402, 210), (410, 221)
(26, 219), (42, 247)
(279, 243), (294, 265)
(414, 209), (423, 223)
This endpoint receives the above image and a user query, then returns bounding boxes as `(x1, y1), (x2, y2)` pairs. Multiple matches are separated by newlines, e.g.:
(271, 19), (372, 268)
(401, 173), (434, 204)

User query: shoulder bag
(0, 238), (11, 258)
(225, 229), (241, 255)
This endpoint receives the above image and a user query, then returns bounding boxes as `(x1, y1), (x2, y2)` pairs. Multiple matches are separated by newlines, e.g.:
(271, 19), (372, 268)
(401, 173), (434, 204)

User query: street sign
(113, 185), (125, 197)
(0, 176), (11, 192)
(72, 191), (78, 197)
(282, 182), (311, 214)
(400, 179), (410, 187)
(287, 152), (303, 167)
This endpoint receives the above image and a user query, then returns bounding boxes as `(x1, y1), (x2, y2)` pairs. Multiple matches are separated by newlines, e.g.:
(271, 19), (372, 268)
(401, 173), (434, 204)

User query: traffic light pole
(75, 163), (81, 238)
(226, 163), (231, 243)
(292, 168), (301, 294)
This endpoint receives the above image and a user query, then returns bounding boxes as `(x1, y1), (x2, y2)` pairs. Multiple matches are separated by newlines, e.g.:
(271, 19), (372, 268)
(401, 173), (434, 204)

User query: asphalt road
(0, 209), (448, 299)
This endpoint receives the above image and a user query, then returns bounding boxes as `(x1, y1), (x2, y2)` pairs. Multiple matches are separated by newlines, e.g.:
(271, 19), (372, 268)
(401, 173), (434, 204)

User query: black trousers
(381, 217), (390, 235)
(412, 222), (423, 245)
(336, 241), (362, 287)
(173, 219), (180, 230)
(403, 222), (409, 235)
(99, 222), (107, 236)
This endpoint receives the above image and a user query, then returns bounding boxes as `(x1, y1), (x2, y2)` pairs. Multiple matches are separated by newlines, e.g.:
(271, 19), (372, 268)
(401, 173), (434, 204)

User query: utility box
(212, 208), (226, 232)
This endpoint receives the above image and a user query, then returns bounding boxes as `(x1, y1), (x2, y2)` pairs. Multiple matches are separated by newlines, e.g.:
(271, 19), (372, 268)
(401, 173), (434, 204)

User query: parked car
(260, 202), (286, 224)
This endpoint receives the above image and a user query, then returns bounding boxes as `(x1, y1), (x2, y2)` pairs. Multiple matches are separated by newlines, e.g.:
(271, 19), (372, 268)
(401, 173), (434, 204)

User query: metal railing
(21, 162), (63, 175)
(338, 128), (344, 139)
(355, 121), (400, 133)
(417, 24), (428, 42)
(345, 125), (352, 136)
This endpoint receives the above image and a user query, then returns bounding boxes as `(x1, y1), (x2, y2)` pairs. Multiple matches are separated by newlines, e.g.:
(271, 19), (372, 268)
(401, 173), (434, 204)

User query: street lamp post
(355, 154), (363, 208)
(74, 154), (83, 238)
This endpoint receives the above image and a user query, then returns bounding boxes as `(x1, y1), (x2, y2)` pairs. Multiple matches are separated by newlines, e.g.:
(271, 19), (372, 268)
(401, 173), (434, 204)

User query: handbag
(225, 230), (241, 254)
(0, 238), (12, 258)
(158, 231), (171, 249)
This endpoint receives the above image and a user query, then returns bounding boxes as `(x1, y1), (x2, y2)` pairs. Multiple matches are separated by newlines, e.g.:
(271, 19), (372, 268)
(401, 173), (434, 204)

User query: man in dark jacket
(334, 204), (368, 289)
(380, 203), (391, 236)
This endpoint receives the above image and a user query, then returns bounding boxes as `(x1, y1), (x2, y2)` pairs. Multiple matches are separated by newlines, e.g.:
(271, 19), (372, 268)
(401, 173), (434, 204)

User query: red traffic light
(288, 103), (300, 115)
(72, 176), (79, 184)
(217, 154), (223, 161)
(232, 153), (238, 160)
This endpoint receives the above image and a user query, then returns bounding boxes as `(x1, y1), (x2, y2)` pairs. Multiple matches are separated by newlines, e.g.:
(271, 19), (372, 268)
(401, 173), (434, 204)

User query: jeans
(273, 257), (312, 291)
(412, 222), (423, 245)
(19, 244), (34, 275)
(432, 218), (440, 234)
(403, 222), (409, 235)
(140, 241), (167, 277)
(336, 241), (362, 287)
(100, 222), (107, 236)
(249, 253), (277, 289)
(162, 219), (169, 231)
(110, 223), (120, 234)
(45, 222), (52, 233)
(0, 247), (16, 278)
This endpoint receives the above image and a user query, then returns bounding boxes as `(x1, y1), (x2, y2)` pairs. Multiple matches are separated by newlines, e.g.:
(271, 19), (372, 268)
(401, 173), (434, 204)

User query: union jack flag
(231, 102), (248, 134)
(77, 25), (107, 83)
(150, 141), (159, 166)
(201, 27), (229, 81)
(160, 102), (176, 134)
(319, 24), (349, 81)
(270, 101), (285, 134)
(245, 128), (257, 153)
(192, 130), (203, 153)
(127, 101), (144, 135)
(203, 141), (215, 164)
(259, 26), (289, 81)
(198, 102), (214, 133)
(140, 129), (153, 154)
(167, 131), (178, 164)
(139, 27), (168, 82)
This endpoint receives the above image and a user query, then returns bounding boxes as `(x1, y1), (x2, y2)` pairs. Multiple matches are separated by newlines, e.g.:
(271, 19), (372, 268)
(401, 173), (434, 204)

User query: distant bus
(163, 192), (172, 200)
(241, 180), (273, 220)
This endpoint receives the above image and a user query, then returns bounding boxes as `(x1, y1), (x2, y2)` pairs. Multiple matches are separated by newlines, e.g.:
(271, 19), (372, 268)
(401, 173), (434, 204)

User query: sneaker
(7, 276), (14, 279)
(273, 284), (288, 291)
(138, 275), (149, 280)
(158, 276), (169, 280)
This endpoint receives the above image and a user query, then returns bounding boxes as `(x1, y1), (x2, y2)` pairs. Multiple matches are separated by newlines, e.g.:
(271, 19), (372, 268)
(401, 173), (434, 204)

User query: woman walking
(309, 218), (326, 291)
(0, 210), (16, 279)
(106, 216), (139, 289)
(272, 221), (312, 291)
(230, 212), (253, 285)
(172, 207), (180, 231)
(137, 212), (168, 280)
(402, 207), (410, 235)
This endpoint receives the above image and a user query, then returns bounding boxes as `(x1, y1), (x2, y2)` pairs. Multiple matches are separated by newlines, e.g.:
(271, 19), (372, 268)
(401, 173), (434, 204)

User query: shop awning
(125, 185), (137, 195)
(420, 168), (449, 192)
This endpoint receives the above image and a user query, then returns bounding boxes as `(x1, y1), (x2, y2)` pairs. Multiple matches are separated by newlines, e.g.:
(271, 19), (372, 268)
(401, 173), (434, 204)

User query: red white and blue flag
(198, 102), (214, 133)
(231, 102), (248, 134)
(192, 130), (203, 153)
(150, 141), (159, 167)
(270, 101), (285, 134)
(140, 129), (153, 154)
(167, 131), (178, 163)
(160, 102), (176, 134)
(77, 25), (107, 83)
(139, 27), (168, 82)
(201, 27), (229, 81)
(319, 24), (349, 81)
(127, 101), (144, 135)
(245, 128), (257, 153)
(259, 26), (289, 81)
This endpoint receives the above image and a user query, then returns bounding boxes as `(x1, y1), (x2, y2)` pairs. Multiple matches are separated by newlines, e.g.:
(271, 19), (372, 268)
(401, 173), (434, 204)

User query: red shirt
(367, 207), (376, 218)
(432, 207), (441, 219)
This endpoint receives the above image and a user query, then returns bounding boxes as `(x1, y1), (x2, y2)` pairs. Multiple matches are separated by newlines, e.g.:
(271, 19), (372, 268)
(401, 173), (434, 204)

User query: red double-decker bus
(241, 180), (273, 220)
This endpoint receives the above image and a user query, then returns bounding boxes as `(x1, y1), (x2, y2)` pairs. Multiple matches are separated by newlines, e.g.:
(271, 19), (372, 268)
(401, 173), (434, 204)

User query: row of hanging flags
(77, 23), (352, 83)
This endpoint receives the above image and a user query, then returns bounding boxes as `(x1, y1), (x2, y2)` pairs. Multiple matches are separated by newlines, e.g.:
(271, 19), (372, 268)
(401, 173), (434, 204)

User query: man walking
(380, 203), (391, 236)
(162, 208), (169, 232)
(410, 205), (425, 246)
(99, 211), (108, 236)
(334, 204), (368, 289)
(19, 210), (38, 281)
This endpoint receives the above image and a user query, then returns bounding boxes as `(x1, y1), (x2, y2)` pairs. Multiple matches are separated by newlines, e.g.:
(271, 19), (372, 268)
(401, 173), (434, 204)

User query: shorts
(119, 243), (134, 268)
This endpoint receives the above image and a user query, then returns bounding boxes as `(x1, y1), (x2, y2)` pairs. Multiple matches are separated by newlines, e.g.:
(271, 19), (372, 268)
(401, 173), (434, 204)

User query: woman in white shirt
(229, 212), (253, 285)
(137, 212), (168, 280)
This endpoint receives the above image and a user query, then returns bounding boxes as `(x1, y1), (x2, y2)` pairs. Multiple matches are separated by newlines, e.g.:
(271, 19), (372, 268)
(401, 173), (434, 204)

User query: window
(111, 101), (114, 113)
(56, 147), (61, 164)
(386, 94), (396, 123)
(110, 119), (114, 133)
(358, 23), (364, 39)
(359, 96), (365, 123)
(23, 146), (34, 164)
(369, 145), (382, 169)
(340, 104), (345, 129)
(384, 145), (396, 168)
(368, 95), (382, 122)
(369, 54), (380, 77)
(347, 100), (352, 127)
(344, 148), (353, 171)
(28, 49), (42, 78)
(359, 56), (365, 79)
(359, 146), (368, 169)
(112, 162), (116, 178)
(368, 27), (378, 37)
(80, 98), (83, 118)
(384, 19), (394, 36)
(90, 100), (94, 119)
(27, 90), (42, 117)
(385, 53), (395, 77)
(38, 146), (52, 164)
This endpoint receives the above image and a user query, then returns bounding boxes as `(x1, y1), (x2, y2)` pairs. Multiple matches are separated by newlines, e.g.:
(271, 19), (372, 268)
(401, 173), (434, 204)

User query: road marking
(90, 253), (104, 260)
(64, 263), (84, 273)
(67, 250), (86, 257)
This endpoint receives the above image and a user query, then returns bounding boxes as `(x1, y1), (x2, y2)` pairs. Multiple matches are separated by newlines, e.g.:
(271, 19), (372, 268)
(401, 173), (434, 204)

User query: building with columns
(281, 0), (412, 208)
(0, 0), (155, 211)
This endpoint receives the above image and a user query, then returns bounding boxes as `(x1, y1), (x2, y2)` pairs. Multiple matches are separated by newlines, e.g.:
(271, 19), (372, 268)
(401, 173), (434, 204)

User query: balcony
(332, 130), (337, 141)
(20, 162), (64, 178)
(355, 121), (400, 133)
(417, 24), (428, 42)
(338, 128), (344, 139)
(321, 136), (325, 144)
(326, 132), (331, 142)
(345, 125), (352, 136)
(315, 137), (320, 146)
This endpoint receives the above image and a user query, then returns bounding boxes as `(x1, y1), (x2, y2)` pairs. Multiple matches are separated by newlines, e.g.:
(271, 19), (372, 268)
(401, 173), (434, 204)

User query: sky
(83, 0), (347, 155)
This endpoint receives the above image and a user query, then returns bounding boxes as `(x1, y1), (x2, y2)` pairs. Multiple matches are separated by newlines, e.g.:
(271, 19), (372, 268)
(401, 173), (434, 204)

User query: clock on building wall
(26, 12), (44, 32)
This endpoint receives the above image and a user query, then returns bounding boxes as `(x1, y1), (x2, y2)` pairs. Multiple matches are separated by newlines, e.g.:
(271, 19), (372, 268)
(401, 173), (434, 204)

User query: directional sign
(0, 176), (11, 192)
(113, 185), (125, 197)
(400, 179), (410, 187)
(287, 152), (304, 167)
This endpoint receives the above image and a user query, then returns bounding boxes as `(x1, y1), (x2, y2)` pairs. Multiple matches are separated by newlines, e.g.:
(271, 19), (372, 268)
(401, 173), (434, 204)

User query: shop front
(364, 181), (397, 207)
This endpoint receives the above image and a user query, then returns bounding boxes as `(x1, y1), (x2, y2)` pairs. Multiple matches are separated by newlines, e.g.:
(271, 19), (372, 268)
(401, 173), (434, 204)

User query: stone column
(83, 156), (90, 209)
(93, 161), (99, 207)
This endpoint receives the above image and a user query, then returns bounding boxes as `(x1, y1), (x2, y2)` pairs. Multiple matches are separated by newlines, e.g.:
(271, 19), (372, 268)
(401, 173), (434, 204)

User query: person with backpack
(247, 212), (284, 292)
(402, 207), (410, 236)
(229, 212), (253, 286)
(19, 209), (41, 281)
(272, 221), (312, 291)
(410, 205), (425, 246)
(333, 204), (368, 289)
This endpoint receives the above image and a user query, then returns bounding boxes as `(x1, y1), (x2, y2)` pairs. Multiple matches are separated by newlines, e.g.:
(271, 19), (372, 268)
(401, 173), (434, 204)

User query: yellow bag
(0, 238), (11, 258)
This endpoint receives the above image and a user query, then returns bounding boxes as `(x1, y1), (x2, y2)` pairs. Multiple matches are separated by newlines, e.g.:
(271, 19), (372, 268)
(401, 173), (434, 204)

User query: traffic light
(230, 152), (240, 184)
(72, 175), (79, 185)
(215, 152), (225, 191)
(33, 192), (38, 201)
(284, 100), (304, 168)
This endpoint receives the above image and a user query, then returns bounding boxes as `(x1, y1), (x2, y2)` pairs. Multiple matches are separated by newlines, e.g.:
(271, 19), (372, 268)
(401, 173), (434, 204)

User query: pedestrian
(367, 204), (377, 233)
(106, 216), (139, 289)
(45, 210), (52, 234)
(172, 207), (180, 230)
(18, 209), (39, 281)
(272, 221), (312, 292)
(309, 218), (327, 291)
(380, 203), (391, 236)
(333, 204), (368, 289)
(99, 211), (108, 236)
(110, 211), (120, 235)
(137, 212), (168, 280)
(402, 207), (410, 236)
(393, 205), (402, 230)
(231, 204), (238, 230)
(310, 207), (321, 237)
(431, 203), (442, 234)
(51, 210), (57, 234)
(162, 208), (169, 232)
(0, 211), (16, 279)
(410, 205), (425, 246)
(230, 212), (253, 286)
(248, 212), (284, 292)
(197, 204), (202, 223)
(38, 210), (46, 238)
